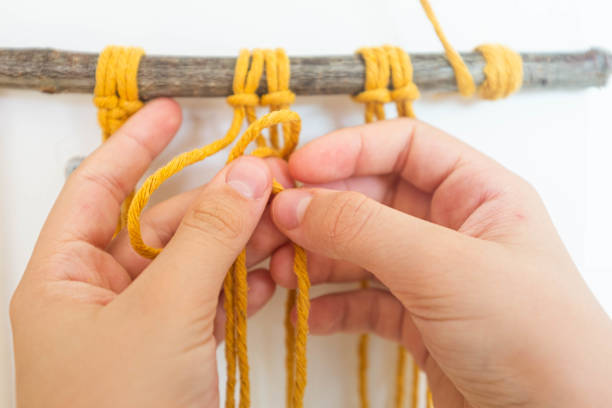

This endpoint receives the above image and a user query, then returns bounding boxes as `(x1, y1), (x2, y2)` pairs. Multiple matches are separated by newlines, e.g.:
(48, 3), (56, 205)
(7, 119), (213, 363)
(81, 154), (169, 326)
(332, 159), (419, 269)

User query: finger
(133, 156), (272, 310)
(270, 243), (370, 289)
(213, 269), (276, 344)
(289, 118), (489, 192)
(307, 174), (431, 224)
(37, 98), (182, 253)
(108, 157), (291, 279)
(305, 289), (428, 366)
(271, 188), (499, 305)
(289, 118), (527, 231)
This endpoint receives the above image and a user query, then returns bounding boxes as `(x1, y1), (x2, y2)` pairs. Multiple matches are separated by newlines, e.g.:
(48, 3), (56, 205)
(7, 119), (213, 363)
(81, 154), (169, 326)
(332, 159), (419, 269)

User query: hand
(10, 99), (290, 408)
(270, 119), (612, 408)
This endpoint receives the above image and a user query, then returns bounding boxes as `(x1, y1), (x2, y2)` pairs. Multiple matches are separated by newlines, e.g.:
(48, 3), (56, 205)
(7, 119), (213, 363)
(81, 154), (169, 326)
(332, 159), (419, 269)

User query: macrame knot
(354, 47), (391, 123)
(390, 83), (420, 103)
(353, 88), (392, 104)
(226, 93), (260, 108)
(93, 45), (144, 142)
(118, 99), (144, 115)
(93, 95), (119, 109)
(260, 90), (295, 106)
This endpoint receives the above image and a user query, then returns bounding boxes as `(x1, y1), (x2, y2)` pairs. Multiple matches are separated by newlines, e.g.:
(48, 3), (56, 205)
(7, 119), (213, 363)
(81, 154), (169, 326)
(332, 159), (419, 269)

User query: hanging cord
(353, 46), (392, 408)
(227, 109), (310, 408)
(124, 47), (310, 408)
(383, 45), (420, 408)
(384, 45), (420, 118)
(353, 45), (424, 408)
(93, 45), (145, 231)
(354, 47), (391, 124)
(258, 49), (305, 408)
(261, 49), (296, 150)
(250, 49), (310, 408)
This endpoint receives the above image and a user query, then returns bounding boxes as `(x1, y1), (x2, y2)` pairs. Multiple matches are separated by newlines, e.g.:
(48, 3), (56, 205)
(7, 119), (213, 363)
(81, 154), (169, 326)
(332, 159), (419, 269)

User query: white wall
(1, 0), (611, 406)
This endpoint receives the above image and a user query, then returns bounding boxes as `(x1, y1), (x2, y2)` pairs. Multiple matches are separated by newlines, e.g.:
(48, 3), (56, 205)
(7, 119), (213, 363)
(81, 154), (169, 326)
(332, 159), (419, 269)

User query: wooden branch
(0, 48), (610, 99)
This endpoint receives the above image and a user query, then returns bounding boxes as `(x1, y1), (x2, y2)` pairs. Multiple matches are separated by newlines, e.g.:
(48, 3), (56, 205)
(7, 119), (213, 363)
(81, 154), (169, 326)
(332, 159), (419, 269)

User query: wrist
(532, 305), (612, 407)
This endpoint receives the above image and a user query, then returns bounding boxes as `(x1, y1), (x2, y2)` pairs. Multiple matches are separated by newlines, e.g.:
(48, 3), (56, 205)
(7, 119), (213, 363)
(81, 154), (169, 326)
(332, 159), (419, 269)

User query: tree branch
(0, 48), (609, 99)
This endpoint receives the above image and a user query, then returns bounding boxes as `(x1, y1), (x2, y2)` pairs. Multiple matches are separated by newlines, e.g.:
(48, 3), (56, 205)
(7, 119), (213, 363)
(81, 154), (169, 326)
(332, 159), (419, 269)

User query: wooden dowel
(0, 48), (610, 99)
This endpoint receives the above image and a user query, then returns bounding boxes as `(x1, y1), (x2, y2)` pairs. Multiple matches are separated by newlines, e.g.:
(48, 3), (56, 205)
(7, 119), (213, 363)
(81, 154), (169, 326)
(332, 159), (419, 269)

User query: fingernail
(274, 190), (312, 229)
(226, 157), (270, 199)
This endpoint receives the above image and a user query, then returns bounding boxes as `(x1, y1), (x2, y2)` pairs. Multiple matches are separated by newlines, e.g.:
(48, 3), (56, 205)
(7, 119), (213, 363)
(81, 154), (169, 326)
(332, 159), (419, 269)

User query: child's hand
(10, 99), (287, 408)
(270, 119), (612, 408)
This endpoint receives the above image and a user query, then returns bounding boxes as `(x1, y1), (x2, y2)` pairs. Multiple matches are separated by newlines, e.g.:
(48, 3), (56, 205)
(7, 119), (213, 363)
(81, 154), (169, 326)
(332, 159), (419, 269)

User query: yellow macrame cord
(93, 45), (145, 231)
(354, 45), (421, 408)
(420, 0), (523, 100)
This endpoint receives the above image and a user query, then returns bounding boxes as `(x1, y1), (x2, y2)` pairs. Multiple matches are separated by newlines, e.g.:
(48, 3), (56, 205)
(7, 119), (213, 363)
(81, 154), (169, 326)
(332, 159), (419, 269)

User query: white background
(1, 0), (611, 406)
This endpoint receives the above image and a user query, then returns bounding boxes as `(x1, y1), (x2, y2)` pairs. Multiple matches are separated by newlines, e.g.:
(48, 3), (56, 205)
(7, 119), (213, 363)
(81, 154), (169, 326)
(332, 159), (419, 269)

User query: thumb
(137, 156), (272, 310)
(271, 188), (490, 301)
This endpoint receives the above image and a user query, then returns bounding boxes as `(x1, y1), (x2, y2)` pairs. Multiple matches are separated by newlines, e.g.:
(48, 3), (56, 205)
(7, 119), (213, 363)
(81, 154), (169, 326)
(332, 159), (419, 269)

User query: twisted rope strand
(234, 249), (250, 408)
(354, 47), (390, 123)
(384, 45), (419, 118)
(224, 262), (237, 407)
(285, 288), (297, 407)
(292, 244), (310, 408)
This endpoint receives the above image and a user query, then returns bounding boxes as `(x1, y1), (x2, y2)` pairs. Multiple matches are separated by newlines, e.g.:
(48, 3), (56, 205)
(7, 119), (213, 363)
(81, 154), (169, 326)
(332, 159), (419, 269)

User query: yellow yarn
(224, 108), (309, 408)
(475, 44), (523, 99)
(94, 46), (144, 141)
(354, 47), (390, 123)
(127, 49), (262, 258)
(354, 45), (422, 408)
(420, 0), (523, 101)
(113, 47), (310, 408)
(419, 0), (476, 96)
(93, 45), (144, 231)
(384, 45), (420, 118)
(285, 287), (297, 407)
(261, 49), (295, 149)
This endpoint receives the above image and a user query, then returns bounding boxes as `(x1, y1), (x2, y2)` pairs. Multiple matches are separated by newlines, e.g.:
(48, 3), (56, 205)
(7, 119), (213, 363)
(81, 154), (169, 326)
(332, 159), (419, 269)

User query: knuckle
(73, 167), (126, 204)
(321, 191), (378, 254)
(183, 196), (246, 246)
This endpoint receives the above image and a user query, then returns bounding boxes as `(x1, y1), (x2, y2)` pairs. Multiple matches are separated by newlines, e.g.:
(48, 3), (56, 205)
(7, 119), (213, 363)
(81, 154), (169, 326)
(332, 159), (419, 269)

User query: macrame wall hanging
(1, 0), (610, 407)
